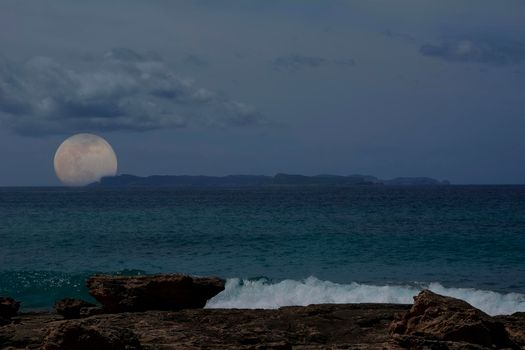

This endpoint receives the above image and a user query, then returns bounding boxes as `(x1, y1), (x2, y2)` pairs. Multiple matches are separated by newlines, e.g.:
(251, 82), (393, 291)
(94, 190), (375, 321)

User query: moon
(54, 133), (118, 186)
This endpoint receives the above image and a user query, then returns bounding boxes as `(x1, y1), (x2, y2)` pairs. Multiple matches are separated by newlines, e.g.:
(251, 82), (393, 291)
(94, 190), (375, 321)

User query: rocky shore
(1, 274), (524, 349)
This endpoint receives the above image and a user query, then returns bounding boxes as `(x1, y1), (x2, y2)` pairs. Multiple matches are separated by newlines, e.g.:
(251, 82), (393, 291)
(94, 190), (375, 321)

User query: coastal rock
(54, 298), (96, 319)
(41, 321), (141, 350)
(79, 306), (105, 318)
(1, 302), (524, 349)
(495, 312), (525, 348)
(0, 297), (20, 324)
(0, 304), (410, 349)
(86, 274), (225, 312)
(0, 297), (20, 318)
(390, 290), (515, 349)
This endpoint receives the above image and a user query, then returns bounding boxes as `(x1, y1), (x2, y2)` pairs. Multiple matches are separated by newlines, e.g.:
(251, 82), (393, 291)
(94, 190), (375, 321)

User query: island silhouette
(88, 173), (451, 187)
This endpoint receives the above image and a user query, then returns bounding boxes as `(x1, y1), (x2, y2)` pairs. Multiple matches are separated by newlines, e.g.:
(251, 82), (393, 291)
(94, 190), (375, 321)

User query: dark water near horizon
(1, 186), (524, 315)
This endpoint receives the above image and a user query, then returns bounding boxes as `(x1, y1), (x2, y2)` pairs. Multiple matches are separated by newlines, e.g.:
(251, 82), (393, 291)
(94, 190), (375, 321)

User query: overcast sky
(1, 0), (524, 185)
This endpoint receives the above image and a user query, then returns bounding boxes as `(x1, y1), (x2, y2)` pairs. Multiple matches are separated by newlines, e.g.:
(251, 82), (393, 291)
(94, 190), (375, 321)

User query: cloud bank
(0, 49), (262, 136)
(420, 38), (525, 66)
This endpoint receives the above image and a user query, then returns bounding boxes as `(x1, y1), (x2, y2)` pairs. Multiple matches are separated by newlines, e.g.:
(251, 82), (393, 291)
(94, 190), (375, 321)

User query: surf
(206, 276), (525, 316)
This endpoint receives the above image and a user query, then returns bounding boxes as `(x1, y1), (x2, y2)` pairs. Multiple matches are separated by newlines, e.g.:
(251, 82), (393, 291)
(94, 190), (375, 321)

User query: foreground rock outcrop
(1, 288), (524, 349)
(0, 304), (409, 349)
(391, 290), (518, 349)
(87, 274), (225, 312)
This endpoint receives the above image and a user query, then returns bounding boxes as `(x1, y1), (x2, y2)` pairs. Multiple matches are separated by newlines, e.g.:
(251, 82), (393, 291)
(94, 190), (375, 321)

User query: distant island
(88, 173), (450, 187)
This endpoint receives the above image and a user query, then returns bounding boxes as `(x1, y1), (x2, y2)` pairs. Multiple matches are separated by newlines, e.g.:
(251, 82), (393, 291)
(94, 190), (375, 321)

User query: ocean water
(0, 186), (524, 315)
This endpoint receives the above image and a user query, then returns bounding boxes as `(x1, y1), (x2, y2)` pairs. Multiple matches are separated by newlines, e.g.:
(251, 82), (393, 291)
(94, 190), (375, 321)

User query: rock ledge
(87, 274), (225, 312)
(391, 290), (517, 349)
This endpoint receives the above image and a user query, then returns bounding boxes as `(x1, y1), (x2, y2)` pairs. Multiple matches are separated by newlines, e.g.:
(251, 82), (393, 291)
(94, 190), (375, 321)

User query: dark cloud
(0, 49), (262, 136)
(420, 38), (525, 65)
(271, 54), (355, 72)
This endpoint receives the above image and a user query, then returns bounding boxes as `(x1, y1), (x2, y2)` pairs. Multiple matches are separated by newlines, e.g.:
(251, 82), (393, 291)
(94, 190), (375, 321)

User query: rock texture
(54, 298), (96, 319)
(390, 290), (516, 349)
(87, 274), (225, 312)
(41, 321), (142, 350)
(0, 304), (409, 349)
(1, 290), (524, 349)
(0, 297), (20, 325)
(496, 312), (525, 349)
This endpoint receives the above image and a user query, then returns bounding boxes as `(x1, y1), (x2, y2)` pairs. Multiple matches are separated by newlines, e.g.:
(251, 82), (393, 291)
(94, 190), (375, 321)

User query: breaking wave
(205, 276), (525, 316)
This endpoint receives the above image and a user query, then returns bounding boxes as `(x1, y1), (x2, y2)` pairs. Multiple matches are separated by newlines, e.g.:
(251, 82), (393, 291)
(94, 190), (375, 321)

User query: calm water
(1, 186), (524, 314)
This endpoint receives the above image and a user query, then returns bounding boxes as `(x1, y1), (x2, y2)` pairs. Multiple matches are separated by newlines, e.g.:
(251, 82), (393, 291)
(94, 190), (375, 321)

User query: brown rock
(495, 312), (525, 348)
(2, 300), (523, 349)
(41, 321), (141, 350)
(0, 304), (410, 349)
(79, 306), (105, 318)
(390, 290), (515, 349)
(0, 297), (20, 319)
(86, 274), (225, 312)
(54, 298), (96, 319)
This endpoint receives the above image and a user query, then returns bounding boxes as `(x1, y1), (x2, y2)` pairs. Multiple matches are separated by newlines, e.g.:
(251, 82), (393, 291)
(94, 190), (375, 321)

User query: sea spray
(206, 276), (525, 316)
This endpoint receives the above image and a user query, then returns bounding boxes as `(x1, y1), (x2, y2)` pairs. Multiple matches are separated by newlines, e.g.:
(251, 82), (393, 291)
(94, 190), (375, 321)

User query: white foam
(205, 276), (525, 316)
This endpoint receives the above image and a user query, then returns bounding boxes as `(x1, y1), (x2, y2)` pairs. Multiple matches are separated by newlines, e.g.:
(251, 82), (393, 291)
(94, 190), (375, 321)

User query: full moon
(54, 133), (118, 186)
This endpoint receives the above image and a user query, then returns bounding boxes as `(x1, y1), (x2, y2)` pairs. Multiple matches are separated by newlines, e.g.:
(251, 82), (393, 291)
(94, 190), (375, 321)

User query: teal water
(1, 186), (524, 314)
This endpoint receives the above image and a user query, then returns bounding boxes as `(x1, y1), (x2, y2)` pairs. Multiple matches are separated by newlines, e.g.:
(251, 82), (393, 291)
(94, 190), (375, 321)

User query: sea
(0, 186), (524, 316)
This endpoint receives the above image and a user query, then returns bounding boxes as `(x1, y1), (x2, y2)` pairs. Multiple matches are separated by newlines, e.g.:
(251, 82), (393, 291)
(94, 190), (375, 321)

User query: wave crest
(205, 276), (525, 316)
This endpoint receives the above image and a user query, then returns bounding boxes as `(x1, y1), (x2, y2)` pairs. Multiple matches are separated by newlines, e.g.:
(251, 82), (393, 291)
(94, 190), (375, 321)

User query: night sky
(1, 1), (524, 185)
